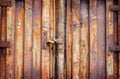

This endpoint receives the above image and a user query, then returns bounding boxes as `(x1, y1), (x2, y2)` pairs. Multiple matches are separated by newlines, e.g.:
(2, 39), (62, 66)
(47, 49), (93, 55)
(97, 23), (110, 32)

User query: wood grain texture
(49, 0), (53, 78)
(66, 0), (72, 79)
(97, 0), (106, 79)
(80, 0), (88, 79)
(57, 0), (65, 79)
(24, 0), (32, 79)
(118, 0), (120, 79)
(32, 0), (41, 79)
(0, 6), (7, 79)
(6, 0), (15, 79)
(41, 0), (50, 79)
(106, 0), (114, 79)
(113, 0), (118, 79)
(49, 0), (56, 78)
(89, 0), (97, 79)
(72, 0), (80, 79)
(1, 0), (119, 79)
(15, 1), (24, 79)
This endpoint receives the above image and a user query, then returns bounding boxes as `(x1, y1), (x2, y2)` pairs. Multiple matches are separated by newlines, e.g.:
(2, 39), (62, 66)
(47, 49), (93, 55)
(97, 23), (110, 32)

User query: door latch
(47, 38), (63, 44)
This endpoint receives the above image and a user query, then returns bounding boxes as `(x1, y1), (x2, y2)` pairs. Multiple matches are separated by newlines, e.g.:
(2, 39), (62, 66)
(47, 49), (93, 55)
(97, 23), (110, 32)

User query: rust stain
(106, 0), (114, 78)
(72, 0), (80, 79)
(42, 0), (50, 79)
(1, 0), (118, 79)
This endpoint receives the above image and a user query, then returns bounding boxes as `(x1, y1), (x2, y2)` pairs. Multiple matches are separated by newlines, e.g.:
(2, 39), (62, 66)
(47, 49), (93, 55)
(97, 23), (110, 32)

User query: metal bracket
(109, 5), (120, 52)
(0, 0), (11, 6)
(109, 44), (120, 52)
(110, 5), (120, 11)
(0, 41), (10, 48)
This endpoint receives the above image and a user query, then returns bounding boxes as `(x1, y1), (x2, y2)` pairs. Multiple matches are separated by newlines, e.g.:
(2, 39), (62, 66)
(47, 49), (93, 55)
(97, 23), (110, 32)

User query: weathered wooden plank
(66, 0), (72, 79)
(106, 0), (114, 79)
(72, 0), (80, 79)
(0, 6), (7, 79)
(80, 0), (88, 79)
(118, 0), (120, 78)
(49, 0), (55, 78)
(57, 0), (65, 79)
(32, 0), (41, 79)
(113, 0), (118, 79)
(89, 0), (97, 79)
(97, 0), (106, 79)
(41, 0), (50, 79)
(6, 1), (15, 79)
(49, 0), (53, 78)
(53, 0), (56, 78)
(24, 0), (32, 79)
(15, 1), (24, 79)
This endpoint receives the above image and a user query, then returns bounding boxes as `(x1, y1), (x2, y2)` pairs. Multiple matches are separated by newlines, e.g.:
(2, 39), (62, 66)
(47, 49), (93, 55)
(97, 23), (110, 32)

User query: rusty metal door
(1, 0), (120, 79)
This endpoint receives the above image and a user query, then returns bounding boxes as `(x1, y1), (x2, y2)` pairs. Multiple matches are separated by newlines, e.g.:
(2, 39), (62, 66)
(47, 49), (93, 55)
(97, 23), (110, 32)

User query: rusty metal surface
(41, 0), (50, 79)
(0, 0), (11, 6)
(24, 0), (33, 79)
(49, 0), (55, 78)
(0, 41), (10, 48)
(89, 0), (98, 79)
(80, 0), (89, 79)
(97, 0), (106, 78)
(118, 0), (120, 78)
(56, 0), (65, 79)
(66, 0), (72, 79)
(32, 0), (41, 79)
(110, 44), (120, 52)
(110, 1), (120, 79)
(6, 0), (15, 78)
(110, 5), (120, 11)
(106, 0), (114, 79)
(15, 1), (24, 79)
(0, 6), (7, 79)
(72, 0), (80, 79)
(0, 0), (120, 79)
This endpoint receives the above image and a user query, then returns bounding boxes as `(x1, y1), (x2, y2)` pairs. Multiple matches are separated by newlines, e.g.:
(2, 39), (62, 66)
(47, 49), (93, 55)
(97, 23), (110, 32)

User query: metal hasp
(47, 38), (63, 44)
(0, 0), (11, 48)
(109, 5), (120, 52)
